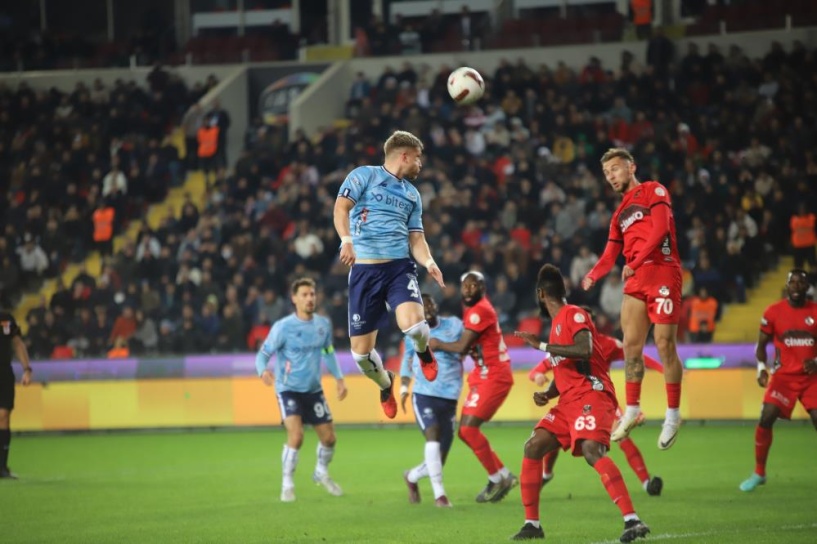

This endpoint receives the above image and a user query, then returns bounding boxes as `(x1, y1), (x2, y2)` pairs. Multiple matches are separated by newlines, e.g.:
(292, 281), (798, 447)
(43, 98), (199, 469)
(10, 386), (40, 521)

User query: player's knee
(321, 434), (336, 448)
(654, 334), (677, 359)
(622, 336), (645, 356)
(288, 431), (305, 449)
(0, 411), (9, 429)
(581, 441), (605, 466)
(523, 436), (544, 459)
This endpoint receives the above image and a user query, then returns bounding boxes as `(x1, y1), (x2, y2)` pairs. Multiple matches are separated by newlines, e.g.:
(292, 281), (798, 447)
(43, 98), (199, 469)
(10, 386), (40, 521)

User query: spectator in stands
(16, 233), (49, 292)
(630, 0), (653, 40)
(599, 267), (624, 322)
(109, 306), (137, 348)
(688, 286), (718, 343)
(181, 103), (204, 171)
(790, 203), (816, 272)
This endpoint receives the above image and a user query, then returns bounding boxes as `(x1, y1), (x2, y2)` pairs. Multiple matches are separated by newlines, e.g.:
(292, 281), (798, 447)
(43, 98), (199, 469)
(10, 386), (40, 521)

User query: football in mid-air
(447, 67), (485, 105)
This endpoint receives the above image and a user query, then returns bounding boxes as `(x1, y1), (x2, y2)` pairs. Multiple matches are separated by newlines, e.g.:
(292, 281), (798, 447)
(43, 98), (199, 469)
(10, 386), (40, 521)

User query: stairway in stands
(13, 130), (206, 334)
(713, 256), (792, 343)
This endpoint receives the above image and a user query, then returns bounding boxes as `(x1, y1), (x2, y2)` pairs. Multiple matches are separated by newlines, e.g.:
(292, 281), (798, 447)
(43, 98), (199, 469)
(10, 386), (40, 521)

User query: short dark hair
(536, 264), (566, 299)
(290, 277), (316, 294)
(789, 268), (809, 280)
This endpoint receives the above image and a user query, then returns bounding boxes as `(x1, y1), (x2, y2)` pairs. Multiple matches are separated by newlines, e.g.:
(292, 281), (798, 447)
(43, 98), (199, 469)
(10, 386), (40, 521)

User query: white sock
(525, 520), (541, 528)
(408, 462), (428, 483)
(665, 408), (680, 421)
(499, 466), (510, 479)
(352, 350), (391, 389)
(315, 443), (334, 477)
(624, 514), (640, 522)
(282, 445), (299, 489)
(488, 471), (503, 484)
(403, 320), (430, 353)
(425, 441), (445, 499)
(642, 479), (649, 490)
(624, 405), (640, 419)
(542, 472), (553, 480)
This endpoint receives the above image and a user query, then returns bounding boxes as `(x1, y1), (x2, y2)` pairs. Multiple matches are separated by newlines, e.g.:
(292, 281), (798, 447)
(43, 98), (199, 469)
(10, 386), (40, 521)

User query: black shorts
(0, 370), (15, 410)
(276, 390), (333, 426)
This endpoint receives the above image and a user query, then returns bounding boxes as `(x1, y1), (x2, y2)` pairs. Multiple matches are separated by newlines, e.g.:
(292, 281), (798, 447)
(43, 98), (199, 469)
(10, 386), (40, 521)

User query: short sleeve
(407, 187), (423, 232)
(465, 306), (494, 334)
(760, 306), (774, 336)
(648, 182), (672, 209)
(565, 307), (591, 338)
(338, 166), (370, 203)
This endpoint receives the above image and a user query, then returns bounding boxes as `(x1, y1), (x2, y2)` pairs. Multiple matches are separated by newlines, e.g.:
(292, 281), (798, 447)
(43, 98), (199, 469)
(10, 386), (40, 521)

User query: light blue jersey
(338, 165), (424, 260)
(400, 316), (464, 400)
(255, 314), (342, 393)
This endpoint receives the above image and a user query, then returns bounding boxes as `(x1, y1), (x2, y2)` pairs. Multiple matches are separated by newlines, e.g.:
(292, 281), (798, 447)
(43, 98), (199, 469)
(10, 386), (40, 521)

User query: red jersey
(463, 297), (512, 380)
(609, 181), (680, 269)
(547, 305), (615, 404)
(529, 334), (663, 377)
(760, 300), (817, 376)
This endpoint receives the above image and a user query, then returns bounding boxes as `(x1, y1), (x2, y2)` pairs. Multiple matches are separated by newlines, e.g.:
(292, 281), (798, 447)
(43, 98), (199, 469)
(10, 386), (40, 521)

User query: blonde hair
(600, 147), (635, 165)
(384, 130), (424, 157)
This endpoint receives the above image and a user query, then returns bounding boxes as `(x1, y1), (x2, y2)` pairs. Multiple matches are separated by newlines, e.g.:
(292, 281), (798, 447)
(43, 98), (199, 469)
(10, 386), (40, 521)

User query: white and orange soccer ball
(447, 67), (485, 105)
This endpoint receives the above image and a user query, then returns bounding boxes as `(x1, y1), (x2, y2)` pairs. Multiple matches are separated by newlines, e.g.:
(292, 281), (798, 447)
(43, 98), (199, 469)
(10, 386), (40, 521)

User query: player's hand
(261, 370), (274, 386)
(427, 262), (445, 288)
(532, 372), (549, 387)
(533, 391), (550, 407)
(804, 358), (817, 375)
(21, 369), (32, 386)
(336, 379), (348, 401)
(581, 276), (595, 291)
(622, 265), (635, 281)
(400, 391), (409, 414)
(339, 242), (356, 267)
(514, 331), (541, 349)
(428, 338), (441, 351)
(757, 369), (769, 388)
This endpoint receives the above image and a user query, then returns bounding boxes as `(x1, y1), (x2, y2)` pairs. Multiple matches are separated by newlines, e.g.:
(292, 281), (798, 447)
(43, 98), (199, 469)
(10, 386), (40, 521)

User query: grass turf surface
(2, 423), (815, 543)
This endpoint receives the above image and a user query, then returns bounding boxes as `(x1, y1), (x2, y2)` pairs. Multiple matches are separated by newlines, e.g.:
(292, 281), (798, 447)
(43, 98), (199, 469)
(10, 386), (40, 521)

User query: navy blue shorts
(411, 393), (458, 454)
(277, 390), (333, 426)
(348, 258), (422, 336)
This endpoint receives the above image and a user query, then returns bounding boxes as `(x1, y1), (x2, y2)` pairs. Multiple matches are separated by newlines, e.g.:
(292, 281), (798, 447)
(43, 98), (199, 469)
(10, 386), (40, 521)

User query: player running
(511, 264), (650, 542)
(430, 271), (517, 503)
(526, 319), (664, 496)
(334, 130), (444, 420)
(740, 269), (817, 492)
(0, 310), (33, 479)
(255, 278), (347, 502)
(583, 148), (684, 450)
(400, 294), (464, 507)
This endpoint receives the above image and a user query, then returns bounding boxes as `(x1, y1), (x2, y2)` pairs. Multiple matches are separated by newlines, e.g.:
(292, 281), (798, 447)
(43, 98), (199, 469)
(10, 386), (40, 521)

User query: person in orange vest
(688, 286), (718, 343)
(92, 202), (116, 257)
(630, 0), (653, 40)
(790, 202), (816, 272)
(197, 117), (220, 185)
(107, 336), (130, 359)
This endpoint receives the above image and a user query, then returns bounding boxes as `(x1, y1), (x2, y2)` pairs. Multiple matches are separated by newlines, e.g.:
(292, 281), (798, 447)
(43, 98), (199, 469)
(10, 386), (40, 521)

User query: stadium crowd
(2, 39), (816, 360)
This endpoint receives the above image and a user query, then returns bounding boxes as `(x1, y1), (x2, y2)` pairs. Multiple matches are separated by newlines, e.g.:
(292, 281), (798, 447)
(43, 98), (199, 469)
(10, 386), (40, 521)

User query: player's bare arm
(408, 231), (444, 287)
(533, 379), (559, 406)
(336, 378), (348, 401)
(429, 328), (478, 355)
(516, 329), (593, 360)
(583, 240), (622, 289)
(400, 375), (412, 413)
(12, 335), (32, 386)
(755, 330), (773, 388)
(260, 369), (274, 386)
(333, 196), (356, 266)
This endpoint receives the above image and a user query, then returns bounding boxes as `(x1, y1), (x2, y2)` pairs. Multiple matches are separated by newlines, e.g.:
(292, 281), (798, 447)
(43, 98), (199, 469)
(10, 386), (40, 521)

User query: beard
(538, 300), (551, 318)
(462, 293), (483, 307)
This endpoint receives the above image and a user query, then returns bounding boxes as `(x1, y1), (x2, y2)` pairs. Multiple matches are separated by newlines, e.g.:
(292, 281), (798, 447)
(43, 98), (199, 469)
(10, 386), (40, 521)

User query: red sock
(625, 382), (642, 406)
(593, 456), (635, 517)
(490, 449), (505, 472)
(542, 449), (558, 476)
(521, 457), (542, 521)
(619, 438), (649, 484)
(755, 426), (773, 477)
(459, 426), (500, 475)
(666, 382), (681, 410)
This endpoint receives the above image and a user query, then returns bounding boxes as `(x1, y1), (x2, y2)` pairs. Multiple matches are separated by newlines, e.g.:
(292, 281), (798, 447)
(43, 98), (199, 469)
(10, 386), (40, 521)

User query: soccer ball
(447, 67), (485, 105)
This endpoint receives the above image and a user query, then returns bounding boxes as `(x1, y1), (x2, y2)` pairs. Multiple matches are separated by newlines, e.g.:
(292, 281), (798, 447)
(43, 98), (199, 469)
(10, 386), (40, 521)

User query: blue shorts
(276, 390), (333, 426)
(411, 393), (458, 454)
(348, 258), (422, 336)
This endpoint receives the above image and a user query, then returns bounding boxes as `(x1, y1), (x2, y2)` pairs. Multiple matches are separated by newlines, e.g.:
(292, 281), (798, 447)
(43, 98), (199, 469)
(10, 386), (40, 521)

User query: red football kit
(462, 297), (514, 420)
(588, 181), (682, 324)
(759, 299), (817, 419)
(529, 334), (664, 378)
(534, 305), (618, 455)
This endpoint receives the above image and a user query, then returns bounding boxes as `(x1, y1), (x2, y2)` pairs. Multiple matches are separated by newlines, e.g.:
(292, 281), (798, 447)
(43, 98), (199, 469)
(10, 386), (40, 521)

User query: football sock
(542, 449), (558, 477)
(425, 441), (446, 499)
(525, 520), (541, 529)
(281, 445), (299, 489)
(0, 429), (9, 468)
(625, 382), (642, 407)
(459, 426), (501, 477)
(351, 350), (391, 389)
(498, 465), (510, 479)
(403, 321), (432, 361)
(407, 462), (428, 483)
(521, 457), (542, 522)
(666, 383), (681, 410)
(315, 443), (334, 477)
(755, 426), (772, 477)
(593, 456), (635, 517)
(624, 514), (640, 522)
(619, 438), (649, 485)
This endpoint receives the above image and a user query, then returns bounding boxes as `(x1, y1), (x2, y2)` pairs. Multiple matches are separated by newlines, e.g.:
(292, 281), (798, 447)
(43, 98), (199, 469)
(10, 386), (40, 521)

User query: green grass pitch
(2, 423), (815, 543)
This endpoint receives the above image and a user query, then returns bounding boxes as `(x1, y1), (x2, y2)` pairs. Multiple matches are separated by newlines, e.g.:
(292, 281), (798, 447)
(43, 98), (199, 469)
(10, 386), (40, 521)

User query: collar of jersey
(381, 165), (405, 183)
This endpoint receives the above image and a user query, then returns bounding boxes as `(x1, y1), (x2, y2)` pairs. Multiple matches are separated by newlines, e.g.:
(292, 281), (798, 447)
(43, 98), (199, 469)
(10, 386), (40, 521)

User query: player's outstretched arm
(408, 232), (444, 287)
(644, 354), (664, 372)
(755, 329), (773, 387)
(543, 330), (593, 360)
(429, 328), (479, 355)
(334, 197), (356, 267)
(12, 335), (32, 386)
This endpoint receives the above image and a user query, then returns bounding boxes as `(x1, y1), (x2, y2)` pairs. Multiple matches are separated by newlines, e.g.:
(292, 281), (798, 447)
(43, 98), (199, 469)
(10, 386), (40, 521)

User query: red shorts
(462, 371), (513, 421)
(535, 392), (617, 456)
(623, 264), (682, 325)
(763, 372), (817, 419)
